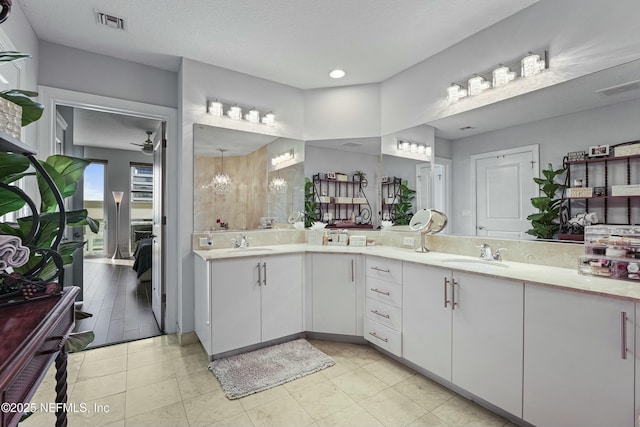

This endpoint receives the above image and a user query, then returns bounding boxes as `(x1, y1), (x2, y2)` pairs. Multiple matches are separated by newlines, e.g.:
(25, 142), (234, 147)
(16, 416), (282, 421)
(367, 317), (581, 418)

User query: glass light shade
(447, 83), (467, 102)
(521, 52), (545, 77)
(467, 75), (491, 96)
(228, 105), (242, 120)
(211, 172), (232, 194)
(417, 145), (425, 155)
(246, 108), (260, 123)
(492, 64), (517, 87)
(410, 143), (418, 153)
(112, 191), (124, 204)
(269, 176), (288, 193)
(208, 100), (223, 116)
(261, 112), (275, 126)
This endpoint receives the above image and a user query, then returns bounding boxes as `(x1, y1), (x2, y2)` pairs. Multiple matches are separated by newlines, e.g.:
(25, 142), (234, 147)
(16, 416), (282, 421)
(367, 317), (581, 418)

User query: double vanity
(193, 236), (640, 427)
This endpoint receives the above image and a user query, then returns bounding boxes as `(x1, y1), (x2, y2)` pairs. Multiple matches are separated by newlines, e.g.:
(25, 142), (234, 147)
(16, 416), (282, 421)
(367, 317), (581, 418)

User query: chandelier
(211, 148), (232, 194)
(269, 175), (288, 193)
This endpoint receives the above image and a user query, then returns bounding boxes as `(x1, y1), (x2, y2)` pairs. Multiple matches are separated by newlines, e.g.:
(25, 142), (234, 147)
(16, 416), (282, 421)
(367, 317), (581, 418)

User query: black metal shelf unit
(312, 173), (373, 228)
(381, 177), (402, 222)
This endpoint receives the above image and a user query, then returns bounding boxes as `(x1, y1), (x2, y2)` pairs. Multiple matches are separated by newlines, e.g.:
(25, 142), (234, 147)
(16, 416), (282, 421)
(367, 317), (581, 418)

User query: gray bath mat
(208, 339), (335, 399)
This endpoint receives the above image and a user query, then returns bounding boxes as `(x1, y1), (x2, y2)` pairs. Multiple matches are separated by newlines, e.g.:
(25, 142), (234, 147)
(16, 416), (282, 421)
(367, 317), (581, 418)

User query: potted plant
(392, 180), (416, 225)
(526, 163), (566, 239)
(304, 177), (317, 228)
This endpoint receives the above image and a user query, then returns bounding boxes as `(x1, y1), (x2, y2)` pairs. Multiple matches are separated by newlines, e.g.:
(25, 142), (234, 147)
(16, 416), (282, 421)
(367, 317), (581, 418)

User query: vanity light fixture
(521, 51), (547, 77)
(329, 69), (346, 79)
(397, 139), (431, 159)
(245, 108), (260, 124)
(207, 99), (223, 117)
(210, 148), (232, 194)
(206, 99), (277, 126)
(467, 74), (491, 96)
(261, 112), (275, 126)
(447, 83), (468, 102)
(227, 105), (242, 120)
(271, 149), (294, 167)
(492, 64), (517, 87)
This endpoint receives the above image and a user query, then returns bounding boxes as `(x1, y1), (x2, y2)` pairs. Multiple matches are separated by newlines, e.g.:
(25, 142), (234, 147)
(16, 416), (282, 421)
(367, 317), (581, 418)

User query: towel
(0, 235), (30, 271)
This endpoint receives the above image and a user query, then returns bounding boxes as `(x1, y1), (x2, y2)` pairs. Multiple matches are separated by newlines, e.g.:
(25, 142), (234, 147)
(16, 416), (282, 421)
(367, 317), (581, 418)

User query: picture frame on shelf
(567, 151), (587, 161)
(326, 171), (336, 180)
(588, 145), (610, 157)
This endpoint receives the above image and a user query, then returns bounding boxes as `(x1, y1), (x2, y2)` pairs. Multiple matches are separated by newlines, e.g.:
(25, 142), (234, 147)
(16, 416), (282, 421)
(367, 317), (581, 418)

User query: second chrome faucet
(478, 243), (507, 261)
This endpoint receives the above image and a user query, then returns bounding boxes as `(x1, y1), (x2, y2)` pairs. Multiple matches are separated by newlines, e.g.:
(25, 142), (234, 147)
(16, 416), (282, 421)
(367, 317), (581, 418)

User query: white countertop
(194, 244), (640, 302)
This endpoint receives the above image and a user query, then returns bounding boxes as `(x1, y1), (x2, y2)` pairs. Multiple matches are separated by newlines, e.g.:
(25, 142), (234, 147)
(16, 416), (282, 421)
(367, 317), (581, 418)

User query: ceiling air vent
(595, 80), (640, 97)
(96, 11), (126, 30)
(341, 141), (363, 148)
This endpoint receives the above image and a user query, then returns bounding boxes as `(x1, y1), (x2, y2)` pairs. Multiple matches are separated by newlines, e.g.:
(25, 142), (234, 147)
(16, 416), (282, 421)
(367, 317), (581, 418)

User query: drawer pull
(370, 309), (390, 319)
(368, 332), (389, 343)
(370, 266), (390, 273)
(370, 288), (390, 296)
(621, 311), (628, 360)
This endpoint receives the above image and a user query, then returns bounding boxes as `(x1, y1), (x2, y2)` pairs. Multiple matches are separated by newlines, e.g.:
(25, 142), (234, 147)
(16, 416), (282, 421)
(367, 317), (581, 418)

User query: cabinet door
(402, 263), (452, 380)
(210, 257), (261, 354)
(524, 284), (634, 427)
(312, 254), (358, 335)
(261, 254), (303, 342)
(194, 256), (212, 355)
(452, 272), (523, 418)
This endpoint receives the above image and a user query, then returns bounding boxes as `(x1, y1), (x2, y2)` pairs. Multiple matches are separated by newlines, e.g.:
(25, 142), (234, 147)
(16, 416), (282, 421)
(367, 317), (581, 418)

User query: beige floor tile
(246, 395), (314, 427)
(126, 360), (177, 390)
(337, 344), (385, 367)
(125, 401), (188, 427)
(359, 388), (427, 426)
(307, 340), (342, 357)
(430, 396), (508, 427)
(363, 357), (416, 386)
(166, 341), (208, 359)
(392, 375), (455, 411)
(77, 354), (128, 382)
(176, 369), (222, 401)
(408, 413), (452, 427)
(205, 411), (256, 427)
(315, 403), (384, 427)
(71, 371), (127, 402)
(322, 355), (360, 379)
(239, 385), (291, 411)
(67, 354), (84, 384)
(330, 368), (388, 402)
(67, 391), (126, 427)
(124, 378), (182, 418)
(83, 343), (128, 362)
(183, 389), (245, 427)
(126, 346), (171, 369)
(127, 336), (166, 354)
(69, 351), (86, 364)
(284, 370), (329, 394)
(171, 350), (210, 377)
(292, 381), (355, 420)
(103, 419), (126, 427)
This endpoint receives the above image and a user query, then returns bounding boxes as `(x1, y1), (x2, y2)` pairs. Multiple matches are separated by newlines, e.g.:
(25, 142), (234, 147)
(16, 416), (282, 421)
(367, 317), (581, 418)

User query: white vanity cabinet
(524, 284), (634, 427)
(197, 254), (303, 357)
(403, 263), (524, 418)
(311, 253), (364, 336)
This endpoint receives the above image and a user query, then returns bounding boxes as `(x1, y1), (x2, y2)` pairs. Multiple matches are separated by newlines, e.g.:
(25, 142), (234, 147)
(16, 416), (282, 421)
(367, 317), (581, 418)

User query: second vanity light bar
(206, 98), (276, 126)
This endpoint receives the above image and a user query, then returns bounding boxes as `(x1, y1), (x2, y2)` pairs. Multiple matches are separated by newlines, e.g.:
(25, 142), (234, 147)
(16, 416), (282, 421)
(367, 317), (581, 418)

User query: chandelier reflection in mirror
(269, 175), (288, 193)
(207, 148), (232, 194)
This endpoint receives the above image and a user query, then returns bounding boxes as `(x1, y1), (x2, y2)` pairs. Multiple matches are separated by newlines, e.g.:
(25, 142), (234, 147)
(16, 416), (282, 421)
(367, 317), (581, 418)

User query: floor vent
(595, 80), (640, 96)
(96, 11), (126, 31)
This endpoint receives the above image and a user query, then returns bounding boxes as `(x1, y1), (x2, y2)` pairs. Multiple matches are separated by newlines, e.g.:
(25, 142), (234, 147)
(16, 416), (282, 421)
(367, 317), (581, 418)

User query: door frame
(470, 144), (539, 236)
(36, 86), (179, 334)
(434, 157), (452, 234)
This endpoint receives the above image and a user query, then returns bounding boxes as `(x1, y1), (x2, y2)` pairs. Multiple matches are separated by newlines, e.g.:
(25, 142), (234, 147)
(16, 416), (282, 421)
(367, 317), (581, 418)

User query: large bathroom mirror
(193, 124), (305, 231)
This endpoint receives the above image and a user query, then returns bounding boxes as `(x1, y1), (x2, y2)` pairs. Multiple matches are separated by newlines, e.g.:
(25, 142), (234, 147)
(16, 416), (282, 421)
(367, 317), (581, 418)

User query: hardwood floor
(75, 257), (161, 348)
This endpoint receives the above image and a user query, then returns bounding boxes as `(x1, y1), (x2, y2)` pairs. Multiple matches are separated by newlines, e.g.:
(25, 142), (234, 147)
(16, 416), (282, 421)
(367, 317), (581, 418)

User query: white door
(151, 122), (166, 330)
(312, 254), (357, 335)
(524, 284), (634, 427)
(472, 145), (538, 238)
(261, 254), (303, 342)
(415, 163), (432, 211)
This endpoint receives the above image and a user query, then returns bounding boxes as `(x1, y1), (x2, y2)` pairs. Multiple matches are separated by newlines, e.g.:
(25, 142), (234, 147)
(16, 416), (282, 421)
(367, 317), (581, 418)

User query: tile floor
(23, 336), (516, 427)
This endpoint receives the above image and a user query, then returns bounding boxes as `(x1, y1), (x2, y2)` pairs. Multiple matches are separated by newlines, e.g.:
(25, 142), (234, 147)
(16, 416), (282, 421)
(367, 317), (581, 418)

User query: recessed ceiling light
(329, 69), (346, 79)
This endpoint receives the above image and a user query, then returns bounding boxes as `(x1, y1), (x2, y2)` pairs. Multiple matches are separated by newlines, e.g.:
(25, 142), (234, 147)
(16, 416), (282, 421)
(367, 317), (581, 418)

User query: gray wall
(38, 41), (178, 108)
(451, 97), (640, 235)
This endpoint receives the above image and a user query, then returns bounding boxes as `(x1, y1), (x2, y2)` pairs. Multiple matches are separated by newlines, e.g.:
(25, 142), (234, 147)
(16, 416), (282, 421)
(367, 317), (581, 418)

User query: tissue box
(334, 197), (352, 204)
(349, 235), (366, 246)
(611, 185), (640, 196)
(614, 143), (640, 157)
(567, 187), (593, 198)
(336, 173), (348, 181)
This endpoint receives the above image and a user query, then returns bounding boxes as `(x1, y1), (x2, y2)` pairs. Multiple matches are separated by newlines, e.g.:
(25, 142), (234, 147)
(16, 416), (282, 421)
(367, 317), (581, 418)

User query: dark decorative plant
(0, 51), (44, 126)
(304, 177), (317, 228)
(526, 163), (566, 239)
(393, 180), (416, 225)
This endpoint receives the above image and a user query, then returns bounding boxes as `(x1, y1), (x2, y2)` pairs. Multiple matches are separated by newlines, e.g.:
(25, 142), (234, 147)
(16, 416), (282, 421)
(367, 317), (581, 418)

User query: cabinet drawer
(365, 297), (402, 331)
(364, 317), (402, 357)
(366, 256), (402, 284)
(366, 277), (402, 308)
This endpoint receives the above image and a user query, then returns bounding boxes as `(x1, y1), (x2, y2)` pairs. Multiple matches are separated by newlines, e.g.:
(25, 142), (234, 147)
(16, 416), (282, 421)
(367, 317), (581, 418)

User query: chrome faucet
(234, 235), (249, 248)
(478, 244), (507, 261)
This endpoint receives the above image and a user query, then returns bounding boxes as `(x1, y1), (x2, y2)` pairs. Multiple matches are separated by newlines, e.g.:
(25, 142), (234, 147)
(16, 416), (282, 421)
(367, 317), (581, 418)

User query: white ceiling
(17, 0), (538, 90)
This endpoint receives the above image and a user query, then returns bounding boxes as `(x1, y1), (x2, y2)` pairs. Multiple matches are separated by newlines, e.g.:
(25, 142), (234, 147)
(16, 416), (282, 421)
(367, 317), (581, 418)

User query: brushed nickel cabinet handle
(370, 288), (390, 296)
(257, 262), (262, 286)
(351, 259), (355, 282)
(370, 309), (390, 319)
(370, 266), (390, 273)
(369, 332), (389, 343)
(263, 262), (267, 286)
(621, 311), (628, 360)
(444, 277), (450, 308)
(451, 278), (458, 310)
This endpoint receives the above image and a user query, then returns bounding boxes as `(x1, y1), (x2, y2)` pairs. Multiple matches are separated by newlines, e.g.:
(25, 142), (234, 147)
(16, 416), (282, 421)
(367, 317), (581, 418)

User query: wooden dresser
(0, 287), (79, 427)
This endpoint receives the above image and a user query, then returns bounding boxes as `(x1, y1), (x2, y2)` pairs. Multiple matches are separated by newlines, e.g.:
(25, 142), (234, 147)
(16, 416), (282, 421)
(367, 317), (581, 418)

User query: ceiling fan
(131, 130), (154, 155)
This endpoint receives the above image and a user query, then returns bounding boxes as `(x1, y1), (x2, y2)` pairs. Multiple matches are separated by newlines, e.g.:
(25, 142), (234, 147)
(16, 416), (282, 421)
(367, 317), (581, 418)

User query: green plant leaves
(0, 51), (31, 63)
(37, 155), (90, 212)
(527, 163), (567, 239)
(0, 89), (44, 126)
(0, 152), (30, 183)
(65, 331), (95, 353)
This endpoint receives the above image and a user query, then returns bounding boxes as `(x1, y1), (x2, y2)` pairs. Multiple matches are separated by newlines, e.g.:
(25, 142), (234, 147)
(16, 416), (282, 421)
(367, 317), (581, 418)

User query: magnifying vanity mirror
(193, 124), (305, 231)
(409, 208), (448, 252)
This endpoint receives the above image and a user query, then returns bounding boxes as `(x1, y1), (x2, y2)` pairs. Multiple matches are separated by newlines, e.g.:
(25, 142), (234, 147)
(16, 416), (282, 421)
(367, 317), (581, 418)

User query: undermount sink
(230, 247), (274, 252)
(441, 258), (509, 268)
